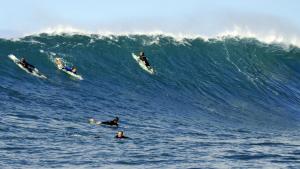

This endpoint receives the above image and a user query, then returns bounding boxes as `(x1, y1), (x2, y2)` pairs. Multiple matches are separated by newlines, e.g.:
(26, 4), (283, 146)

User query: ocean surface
(0, 33), (300, 168)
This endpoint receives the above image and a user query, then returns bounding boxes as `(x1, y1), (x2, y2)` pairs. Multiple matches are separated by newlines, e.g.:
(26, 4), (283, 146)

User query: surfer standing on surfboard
(19, 58), (35, 72)
(139, 52), (150, 67)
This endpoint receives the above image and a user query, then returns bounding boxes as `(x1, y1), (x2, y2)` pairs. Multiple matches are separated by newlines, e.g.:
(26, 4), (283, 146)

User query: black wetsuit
(20, 61), (35, 72)
(101, 119), (118, 126)
(139, 56), (150, 67)
(115, 135), (128, 139)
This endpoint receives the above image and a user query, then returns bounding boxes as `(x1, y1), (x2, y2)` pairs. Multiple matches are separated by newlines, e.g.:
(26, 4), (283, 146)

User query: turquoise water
(0, 34), (300, 168)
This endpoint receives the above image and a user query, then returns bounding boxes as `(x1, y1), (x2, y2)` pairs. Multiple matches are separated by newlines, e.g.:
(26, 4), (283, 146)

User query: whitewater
(0, 29), (300, 168)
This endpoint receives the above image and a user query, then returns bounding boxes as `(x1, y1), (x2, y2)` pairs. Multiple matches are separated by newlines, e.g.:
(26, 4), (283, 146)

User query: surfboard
(55, 57), (83, 80)
(132, 53), (154, 74)
(89, 118), (102, 125)
(8, 54), (47, 79)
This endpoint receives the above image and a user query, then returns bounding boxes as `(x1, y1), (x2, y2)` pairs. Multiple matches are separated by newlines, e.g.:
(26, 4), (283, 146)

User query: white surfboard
(132, 53), (154, 74)
(8, 54), (47, 79)
(55, 58), (83, 80)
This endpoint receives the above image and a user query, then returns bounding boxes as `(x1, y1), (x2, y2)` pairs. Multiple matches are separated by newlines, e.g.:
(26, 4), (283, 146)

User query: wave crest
(20, 25), (300, 47)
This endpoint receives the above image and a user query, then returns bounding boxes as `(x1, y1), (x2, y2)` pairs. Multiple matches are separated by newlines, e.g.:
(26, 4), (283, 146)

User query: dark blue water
(0, 34), (300, 168)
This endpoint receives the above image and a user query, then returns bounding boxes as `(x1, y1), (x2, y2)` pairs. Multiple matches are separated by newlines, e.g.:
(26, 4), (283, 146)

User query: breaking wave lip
(10, 25), (300, 47)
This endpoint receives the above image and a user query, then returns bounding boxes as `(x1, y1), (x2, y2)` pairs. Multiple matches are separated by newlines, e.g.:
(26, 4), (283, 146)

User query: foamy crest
(218, 25), (300, 47)
(27, 25), (206, 41)
(27, 25), (92, 36)
(19, 25), (300, 48)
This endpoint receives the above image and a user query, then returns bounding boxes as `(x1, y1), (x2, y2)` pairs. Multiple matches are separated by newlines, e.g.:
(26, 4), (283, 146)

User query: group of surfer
(89, 117), (129, 139)
(12, 52), (151, 139)
(17, 57), (77, 75)
(14, 52), (151, 138)
(16, 58), (131, 139)
(17, 51), (150, 77)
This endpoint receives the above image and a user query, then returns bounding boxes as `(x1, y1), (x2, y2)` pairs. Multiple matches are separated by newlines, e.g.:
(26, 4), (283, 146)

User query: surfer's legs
(26, 66), (34, 72)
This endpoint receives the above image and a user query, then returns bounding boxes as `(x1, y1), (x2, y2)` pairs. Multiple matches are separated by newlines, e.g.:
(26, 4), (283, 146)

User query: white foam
(11, 25), (300, 48)
(218, 25), (300, 47)
(25, 25), (207, 41)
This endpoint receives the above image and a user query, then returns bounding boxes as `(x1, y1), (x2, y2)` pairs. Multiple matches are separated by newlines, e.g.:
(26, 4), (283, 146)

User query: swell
(1, 34), (300, 129)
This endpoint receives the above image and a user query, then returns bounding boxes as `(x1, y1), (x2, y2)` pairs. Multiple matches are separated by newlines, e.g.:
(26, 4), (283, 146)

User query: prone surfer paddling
(19, 58), (35, 72)
(101, 117), (119, 126)
(63, 66), (77, 74)
(139, 52), (150, 67)
(55, 58), (77, 74)
(89, 117), (119, 127)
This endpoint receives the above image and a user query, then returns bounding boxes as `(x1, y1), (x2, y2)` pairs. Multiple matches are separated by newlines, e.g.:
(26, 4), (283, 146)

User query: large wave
(1, 32), (300, 130)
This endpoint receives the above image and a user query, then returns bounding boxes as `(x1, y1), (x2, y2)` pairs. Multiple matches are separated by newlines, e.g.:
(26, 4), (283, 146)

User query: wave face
(1, 34), (300, 168)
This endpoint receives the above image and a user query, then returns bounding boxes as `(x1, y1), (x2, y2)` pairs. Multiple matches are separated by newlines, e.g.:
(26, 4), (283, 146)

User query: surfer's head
(72, 67), (77, 73)
(112, 117), (119, 124)
(140, 52), (144, 56)
(116, 131), (124, 138)
(21, 58), (25, 62)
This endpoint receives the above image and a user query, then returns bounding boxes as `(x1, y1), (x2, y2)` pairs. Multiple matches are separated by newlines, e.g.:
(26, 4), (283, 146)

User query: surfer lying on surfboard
(55, 58), (77, 74)
(19, 58), (35, 72)
(89, 117), (119, 127)
(64, 66), (77, 74)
